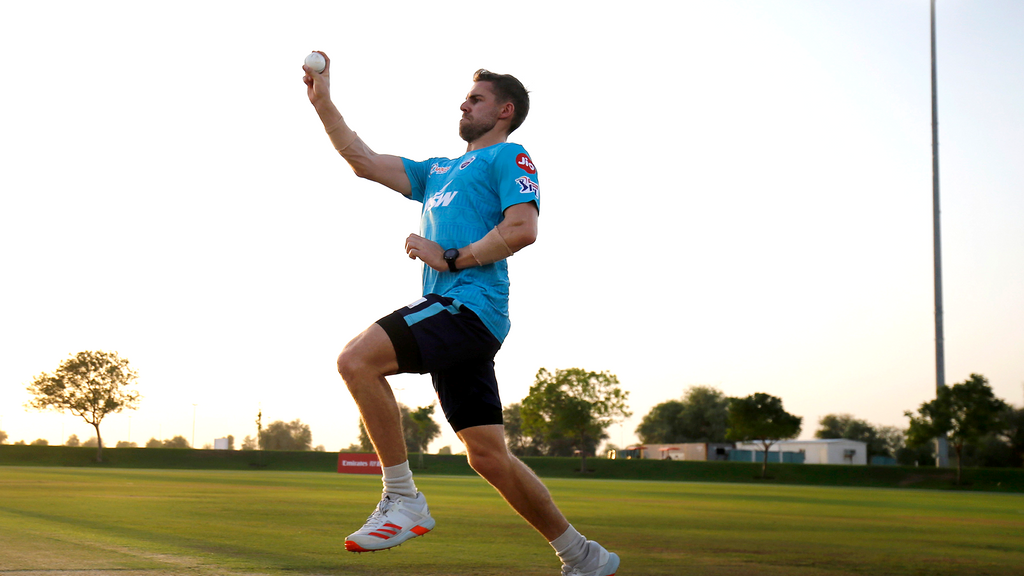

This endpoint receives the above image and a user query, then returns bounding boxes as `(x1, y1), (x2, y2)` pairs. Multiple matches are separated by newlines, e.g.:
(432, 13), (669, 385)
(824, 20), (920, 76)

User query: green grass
(2, 466), (1023, 575)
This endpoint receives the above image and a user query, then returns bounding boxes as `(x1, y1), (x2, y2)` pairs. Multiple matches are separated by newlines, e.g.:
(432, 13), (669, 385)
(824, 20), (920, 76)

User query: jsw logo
(425, 182), (459, 210)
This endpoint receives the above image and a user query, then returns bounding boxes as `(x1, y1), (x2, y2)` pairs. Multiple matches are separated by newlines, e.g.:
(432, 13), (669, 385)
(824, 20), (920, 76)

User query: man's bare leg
(458, 425), (619, 574)
(336, 323), (406, 467)
(336, 323), (435, 553)
(457, 424), (568, 539)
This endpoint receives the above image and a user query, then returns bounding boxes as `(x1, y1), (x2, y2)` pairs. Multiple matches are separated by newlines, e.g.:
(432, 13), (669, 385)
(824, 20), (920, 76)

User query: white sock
(382, 461), (417, 499)
(550, 525), (589, 568)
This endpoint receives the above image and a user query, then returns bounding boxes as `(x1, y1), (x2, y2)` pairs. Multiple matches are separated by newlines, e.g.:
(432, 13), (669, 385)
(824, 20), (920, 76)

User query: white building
(734, 439), (867, 465)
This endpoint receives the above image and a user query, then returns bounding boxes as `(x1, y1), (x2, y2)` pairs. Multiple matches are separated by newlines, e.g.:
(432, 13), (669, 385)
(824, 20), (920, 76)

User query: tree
(115, 441), (138, 448)
(145, 436), (189, 448)
(356, 403), (440, 459)
(64, 434), (80, 447)
(30, 438), (49, 446)
(0, 430), (7, 444)
(815, 413), (885, 463)
(240, 435), (258, 450)
(876, 425), (905, 460)
(905, 373), (1008, 484)
(357, 420), (374, 452)
(521, 368), (631, 472)
(636, 400), (684, 444)
(636, 385), (730, 443)
(164, 435), (190, 448)
(1000, 407), (1024, 467)
(407, 404), (441, 469)
(503, 403), (543, 456)
(726, 393), (802, 478)
(260, 419), (312, 451)
(24, 350), (141, 462)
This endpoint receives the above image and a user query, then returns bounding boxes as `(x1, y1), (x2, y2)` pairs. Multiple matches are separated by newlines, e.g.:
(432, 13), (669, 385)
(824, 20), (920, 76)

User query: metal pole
(192, 404), (198, 449)
(930, 0), (950, 468)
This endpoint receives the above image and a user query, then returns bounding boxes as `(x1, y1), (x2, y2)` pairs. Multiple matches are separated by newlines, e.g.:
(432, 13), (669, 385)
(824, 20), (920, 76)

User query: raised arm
(304, 52), (411, 196)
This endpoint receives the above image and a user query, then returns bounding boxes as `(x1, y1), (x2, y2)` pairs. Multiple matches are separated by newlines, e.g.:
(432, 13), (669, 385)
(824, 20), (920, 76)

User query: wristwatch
(443, 248), (460, 272)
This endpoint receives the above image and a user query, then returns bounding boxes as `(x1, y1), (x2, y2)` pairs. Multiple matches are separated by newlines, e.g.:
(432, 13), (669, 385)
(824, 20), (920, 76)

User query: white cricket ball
(304, 52), (326, 73)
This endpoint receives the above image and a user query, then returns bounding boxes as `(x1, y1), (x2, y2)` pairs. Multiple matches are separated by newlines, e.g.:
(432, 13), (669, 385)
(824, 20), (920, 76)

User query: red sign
(516, 153), (536, 174)
(338, 452), (382, 475)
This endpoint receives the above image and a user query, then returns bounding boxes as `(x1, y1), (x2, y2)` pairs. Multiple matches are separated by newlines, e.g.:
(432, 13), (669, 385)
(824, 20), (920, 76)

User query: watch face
(444, 249), (459, 261)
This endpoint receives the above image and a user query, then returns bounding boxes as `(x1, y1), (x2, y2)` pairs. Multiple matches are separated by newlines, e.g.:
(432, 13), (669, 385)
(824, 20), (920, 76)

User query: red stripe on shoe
(411, 525), (431, 535)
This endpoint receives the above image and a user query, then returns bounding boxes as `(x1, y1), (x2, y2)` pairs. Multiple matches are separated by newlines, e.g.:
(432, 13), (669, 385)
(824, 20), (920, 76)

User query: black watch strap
(443, 248), (460, 272)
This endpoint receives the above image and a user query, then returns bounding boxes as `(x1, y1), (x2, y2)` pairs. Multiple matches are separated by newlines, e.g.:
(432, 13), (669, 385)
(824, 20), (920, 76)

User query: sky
(2, 0), (1022, 455)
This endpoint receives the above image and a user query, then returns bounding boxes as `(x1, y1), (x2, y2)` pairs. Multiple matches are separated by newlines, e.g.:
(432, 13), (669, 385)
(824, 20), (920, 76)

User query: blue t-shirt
(402, 142), (540, 342)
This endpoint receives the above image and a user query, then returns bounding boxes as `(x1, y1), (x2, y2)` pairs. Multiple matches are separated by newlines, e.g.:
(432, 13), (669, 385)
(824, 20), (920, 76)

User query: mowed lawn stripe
(1, 467), (1023, 575)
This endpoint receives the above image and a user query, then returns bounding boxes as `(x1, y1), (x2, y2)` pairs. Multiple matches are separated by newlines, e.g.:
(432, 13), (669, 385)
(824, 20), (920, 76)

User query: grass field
(1, 467), (1023, 576)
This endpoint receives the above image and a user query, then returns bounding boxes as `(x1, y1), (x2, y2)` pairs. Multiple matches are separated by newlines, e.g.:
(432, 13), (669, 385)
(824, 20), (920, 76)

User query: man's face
(459, 81), (504, 143)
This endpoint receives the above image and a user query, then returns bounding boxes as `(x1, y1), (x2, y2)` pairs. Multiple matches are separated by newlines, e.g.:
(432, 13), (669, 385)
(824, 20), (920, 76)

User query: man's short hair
(473, 69), (530, 134)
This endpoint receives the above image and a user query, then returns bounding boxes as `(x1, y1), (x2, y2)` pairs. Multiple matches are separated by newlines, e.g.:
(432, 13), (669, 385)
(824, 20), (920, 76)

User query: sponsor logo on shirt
(515, 176), (539, 200)
(425, 181), (459, 211)
(460, 156), (476, 170)
(516, 153), (536, 174)
(429, 163), (451, 175)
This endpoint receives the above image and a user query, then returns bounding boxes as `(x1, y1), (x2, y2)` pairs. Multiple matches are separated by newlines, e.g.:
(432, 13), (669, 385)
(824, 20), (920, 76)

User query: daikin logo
(425, 181), (459, 210)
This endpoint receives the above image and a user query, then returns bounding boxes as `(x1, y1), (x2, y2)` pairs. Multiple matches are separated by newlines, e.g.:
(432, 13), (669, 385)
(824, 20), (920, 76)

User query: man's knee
(336, 324), (398, 385)
(466, 443), (514, 480)
(336, 344), (360, 383)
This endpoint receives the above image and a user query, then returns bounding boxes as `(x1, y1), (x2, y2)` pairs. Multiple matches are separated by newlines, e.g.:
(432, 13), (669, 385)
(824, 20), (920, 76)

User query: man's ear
(499, 101), (515, 120)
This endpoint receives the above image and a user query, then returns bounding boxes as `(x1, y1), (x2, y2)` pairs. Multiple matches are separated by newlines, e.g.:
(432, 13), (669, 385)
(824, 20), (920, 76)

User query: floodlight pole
(930, 0), (950, 468)
(192, 404), (198, 450)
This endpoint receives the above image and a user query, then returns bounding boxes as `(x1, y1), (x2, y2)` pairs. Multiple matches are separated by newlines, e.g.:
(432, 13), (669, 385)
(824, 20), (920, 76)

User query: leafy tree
(636, 400), (684, 443)
(356, 403), (440, 460)
(407, 404), (441, 469)
(521, 368), (631, 472)
(357, 419), (374, 452)
(905, 373), (1008, 484)
(65, 434), (80, 447)
(726, 393), (802, 478)
(1000, 407), (1024, 467)
(30, 438), (49, 446)
(240, 435), (258, 450)
(24, 350), (141, 462)
(0, 430), (7, 444)
(115, 441), (138, 448)
(815, 413), (885, 463)
(876, 425), (905, 460)
(503, 403), (543, 456)
(437, 445), (452, 455)
(260, 419), (312, 451)
(83, 437), (99, 447)
(636, 385), (730, 443)
(145, 436), (189, 448)
(163, 435), (190, 448)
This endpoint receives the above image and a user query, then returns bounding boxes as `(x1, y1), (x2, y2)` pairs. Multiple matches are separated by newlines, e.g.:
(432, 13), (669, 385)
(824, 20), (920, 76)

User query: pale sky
(2, 1), (1022, 454)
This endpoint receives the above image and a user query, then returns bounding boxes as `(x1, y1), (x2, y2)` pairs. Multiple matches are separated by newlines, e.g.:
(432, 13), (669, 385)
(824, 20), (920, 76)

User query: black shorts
(376, 294), (503, 432)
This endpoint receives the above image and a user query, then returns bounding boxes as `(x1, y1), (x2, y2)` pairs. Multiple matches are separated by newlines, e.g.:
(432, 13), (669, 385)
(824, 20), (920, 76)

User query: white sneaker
(344, 492), (435, 553)
(561, 543), (619, 576)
